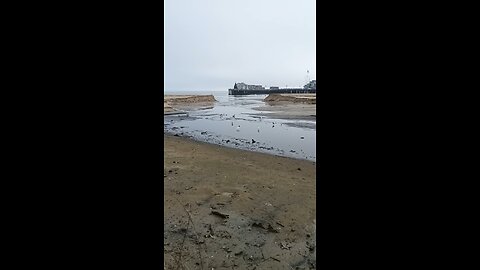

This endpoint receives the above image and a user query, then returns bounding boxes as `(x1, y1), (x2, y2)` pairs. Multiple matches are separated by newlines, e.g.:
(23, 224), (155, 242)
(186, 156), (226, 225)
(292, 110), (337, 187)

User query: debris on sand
(280, 241), (292, 250)
(251, 221), (279, 233)
(210, 210), (229, 219)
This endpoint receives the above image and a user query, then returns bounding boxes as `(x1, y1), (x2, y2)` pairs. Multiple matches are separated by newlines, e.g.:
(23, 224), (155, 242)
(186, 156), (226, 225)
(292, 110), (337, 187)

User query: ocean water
(164, 91), (316, 162)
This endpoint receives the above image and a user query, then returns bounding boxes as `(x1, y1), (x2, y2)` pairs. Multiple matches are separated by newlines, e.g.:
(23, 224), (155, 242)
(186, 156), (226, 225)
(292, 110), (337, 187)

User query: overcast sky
(164, 0), (316, 92)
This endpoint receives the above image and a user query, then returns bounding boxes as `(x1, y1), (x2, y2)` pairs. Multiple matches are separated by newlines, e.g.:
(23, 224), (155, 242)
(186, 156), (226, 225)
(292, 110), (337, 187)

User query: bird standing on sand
(236, 125), (240, 132)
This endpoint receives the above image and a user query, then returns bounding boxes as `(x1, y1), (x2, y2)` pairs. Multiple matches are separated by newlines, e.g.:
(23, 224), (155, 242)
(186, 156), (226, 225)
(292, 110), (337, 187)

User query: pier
(228, 80), (316, 95)
(228, 88), (316, 95)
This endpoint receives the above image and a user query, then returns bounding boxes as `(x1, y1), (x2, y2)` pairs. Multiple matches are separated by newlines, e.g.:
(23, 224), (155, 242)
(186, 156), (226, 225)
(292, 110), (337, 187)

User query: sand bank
(164, 135), (316, 269)
(164, 95), (216, 104)
(164, 94), (217, 114)
(264, 93), (316, 104)
(245, 94), (317, 121)
(252, 104), (316, 120)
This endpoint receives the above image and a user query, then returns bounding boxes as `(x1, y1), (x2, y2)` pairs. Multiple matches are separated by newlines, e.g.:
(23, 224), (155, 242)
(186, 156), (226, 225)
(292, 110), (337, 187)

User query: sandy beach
(164, 135), (316, 269)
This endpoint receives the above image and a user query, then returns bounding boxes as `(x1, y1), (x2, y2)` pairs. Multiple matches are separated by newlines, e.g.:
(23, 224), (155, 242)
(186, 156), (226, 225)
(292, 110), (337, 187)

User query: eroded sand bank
(249, 94), (316, 121)
(164, 95), (217, 114)
(164, 135), (316, 269)
(264, 93), (316, 104)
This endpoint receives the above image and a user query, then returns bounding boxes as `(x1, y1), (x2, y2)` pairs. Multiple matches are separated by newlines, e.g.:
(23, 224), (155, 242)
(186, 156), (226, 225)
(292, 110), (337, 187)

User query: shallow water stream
(164, 91), (316, 161)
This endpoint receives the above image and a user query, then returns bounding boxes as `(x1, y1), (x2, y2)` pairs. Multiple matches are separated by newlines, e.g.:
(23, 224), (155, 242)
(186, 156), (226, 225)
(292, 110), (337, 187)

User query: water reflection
(164, 92), (316, 161)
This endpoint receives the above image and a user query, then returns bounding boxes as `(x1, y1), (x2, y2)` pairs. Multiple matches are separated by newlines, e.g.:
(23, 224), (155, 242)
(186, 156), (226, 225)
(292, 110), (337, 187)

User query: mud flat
(164, 135), (316, 269)
(164, 95), (217, 114)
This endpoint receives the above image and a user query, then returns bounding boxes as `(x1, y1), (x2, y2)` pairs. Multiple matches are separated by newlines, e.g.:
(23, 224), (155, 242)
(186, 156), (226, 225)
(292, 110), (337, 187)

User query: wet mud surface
(164, 135), (316, 269)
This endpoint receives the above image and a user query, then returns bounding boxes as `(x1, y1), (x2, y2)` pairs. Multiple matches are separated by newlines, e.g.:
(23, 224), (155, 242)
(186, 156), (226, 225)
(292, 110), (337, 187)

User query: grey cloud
(164, 0), (316, 92)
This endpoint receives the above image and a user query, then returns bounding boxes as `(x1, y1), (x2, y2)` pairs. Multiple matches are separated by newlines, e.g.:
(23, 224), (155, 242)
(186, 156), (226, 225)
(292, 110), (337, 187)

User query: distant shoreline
(164, 90), (226, 95)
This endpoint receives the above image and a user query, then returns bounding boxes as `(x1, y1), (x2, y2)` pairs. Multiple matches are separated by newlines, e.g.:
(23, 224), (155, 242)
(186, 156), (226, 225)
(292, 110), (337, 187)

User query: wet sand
(164, 135), (316, 269)
(252, 104), (316, 121)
